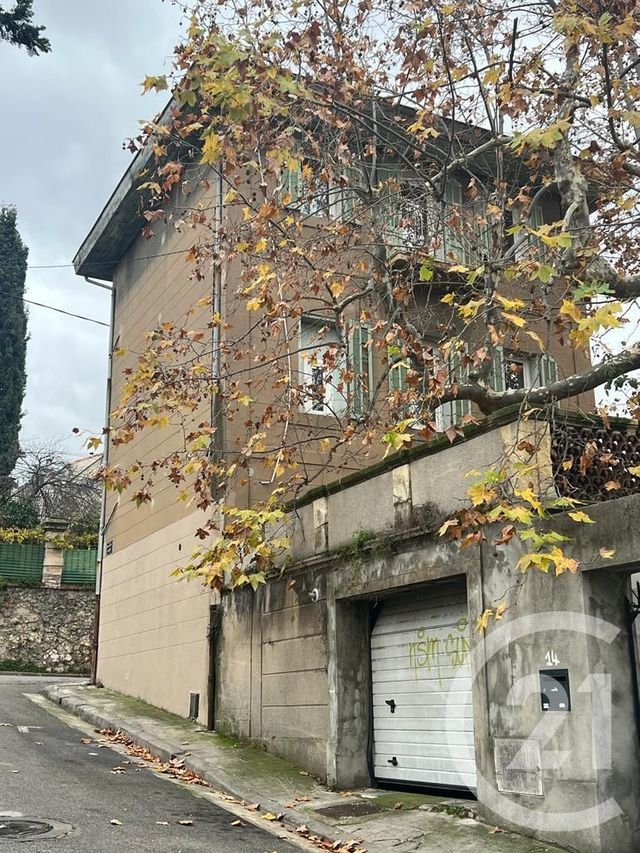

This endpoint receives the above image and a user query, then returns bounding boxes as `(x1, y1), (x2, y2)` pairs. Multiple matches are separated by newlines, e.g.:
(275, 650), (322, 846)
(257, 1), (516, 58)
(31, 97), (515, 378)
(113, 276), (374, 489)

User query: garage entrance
(370, 580), (476, 791)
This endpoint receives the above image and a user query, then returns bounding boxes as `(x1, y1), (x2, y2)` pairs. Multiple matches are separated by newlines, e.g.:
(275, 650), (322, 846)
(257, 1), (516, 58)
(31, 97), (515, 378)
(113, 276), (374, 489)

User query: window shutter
(444, 181), (465, 264)
(540, 353), (558, 386)
(283, 166), (302, 205)
(349, 323), (371, 416)
(490, 346), (506, 393)
(451, 351), (471, 423)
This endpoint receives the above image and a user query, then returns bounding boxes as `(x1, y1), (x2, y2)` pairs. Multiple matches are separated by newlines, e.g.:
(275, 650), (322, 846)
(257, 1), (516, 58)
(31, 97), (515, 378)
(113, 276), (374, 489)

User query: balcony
(383, 190), (489, 268)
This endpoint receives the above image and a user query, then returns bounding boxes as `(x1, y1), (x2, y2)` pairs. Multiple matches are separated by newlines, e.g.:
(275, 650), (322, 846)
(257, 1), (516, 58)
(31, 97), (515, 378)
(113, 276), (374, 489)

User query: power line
(0, 287), (109, 328)
(26, 247), (199, 271)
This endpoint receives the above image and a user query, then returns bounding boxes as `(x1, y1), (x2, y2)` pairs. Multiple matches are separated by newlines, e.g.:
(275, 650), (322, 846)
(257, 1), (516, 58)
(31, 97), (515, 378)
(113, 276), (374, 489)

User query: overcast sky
(0, 0), (183, 456)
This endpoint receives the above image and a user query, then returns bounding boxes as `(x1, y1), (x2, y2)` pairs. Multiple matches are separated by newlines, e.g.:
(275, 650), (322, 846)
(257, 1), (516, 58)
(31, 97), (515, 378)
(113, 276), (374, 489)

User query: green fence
(62, 548), (98, 586)
(0, 542), (45, 583)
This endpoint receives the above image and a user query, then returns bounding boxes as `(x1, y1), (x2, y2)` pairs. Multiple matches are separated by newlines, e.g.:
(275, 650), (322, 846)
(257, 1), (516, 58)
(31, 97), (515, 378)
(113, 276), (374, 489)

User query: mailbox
(540, 669), (571, 712)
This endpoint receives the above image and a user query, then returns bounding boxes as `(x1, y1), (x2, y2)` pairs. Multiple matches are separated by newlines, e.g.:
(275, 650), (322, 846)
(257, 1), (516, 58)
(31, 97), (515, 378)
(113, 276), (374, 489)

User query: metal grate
(552, 421), (640, 504)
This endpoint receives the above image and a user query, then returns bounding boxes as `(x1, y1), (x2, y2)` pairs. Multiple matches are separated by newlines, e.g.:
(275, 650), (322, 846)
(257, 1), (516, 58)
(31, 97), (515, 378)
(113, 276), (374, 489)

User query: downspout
(85, 275), (115, 684)
(211, 165), (225, 498)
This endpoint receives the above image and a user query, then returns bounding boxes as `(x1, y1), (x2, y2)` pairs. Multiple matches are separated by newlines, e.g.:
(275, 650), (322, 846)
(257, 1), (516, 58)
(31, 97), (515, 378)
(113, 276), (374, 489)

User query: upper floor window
(388, 346), (470, 431)
(491, 347), (558, 392)
(299, 317), (372, 416)
(282, 165), (343, 219)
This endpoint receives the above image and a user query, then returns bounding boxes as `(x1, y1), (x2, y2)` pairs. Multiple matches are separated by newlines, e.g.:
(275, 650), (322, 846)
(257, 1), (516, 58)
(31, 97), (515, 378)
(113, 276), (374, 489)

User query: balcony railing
(384, 193), (489, 267)
(551, 418), (640, 504)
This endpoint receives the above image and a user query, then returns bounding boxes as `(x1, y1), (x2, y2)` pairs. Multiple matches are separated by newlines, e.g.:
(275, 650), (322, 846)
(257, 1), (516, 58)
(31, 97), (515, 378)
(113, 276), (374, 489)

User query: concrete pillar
(42, 519), (68, 589)
(313, 497), (329, 554)
(392, 464), (412, 527)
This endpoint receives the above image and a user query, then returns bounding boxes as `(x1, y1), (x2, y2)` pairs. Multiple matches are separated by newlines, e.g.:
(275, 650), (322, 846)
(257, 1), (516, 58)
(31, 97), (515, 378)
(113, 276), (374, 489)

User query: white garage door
(371, 582), (476, 790)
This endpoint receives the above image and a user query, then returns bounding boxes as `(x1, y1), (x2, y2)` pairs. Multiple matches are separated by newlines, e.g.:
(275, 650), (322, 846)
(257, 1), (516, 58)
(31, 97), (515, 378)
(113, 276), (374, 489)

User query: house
(72, 108), (640, 852)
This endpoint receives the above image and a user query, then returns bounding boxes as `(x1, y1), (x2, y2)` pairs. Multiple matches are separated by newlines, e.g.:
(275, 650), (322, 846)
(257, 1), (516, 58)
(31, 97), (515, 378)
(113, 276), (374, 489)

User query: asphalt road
(0, 675), (303, 852)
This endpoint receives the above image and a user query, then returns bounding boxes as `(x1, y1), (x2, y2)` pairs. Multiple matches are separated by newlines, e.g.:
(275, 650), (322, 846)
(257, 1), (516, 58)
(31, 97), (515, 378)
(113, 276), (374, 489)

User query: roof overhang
(74, 101), (174, 281)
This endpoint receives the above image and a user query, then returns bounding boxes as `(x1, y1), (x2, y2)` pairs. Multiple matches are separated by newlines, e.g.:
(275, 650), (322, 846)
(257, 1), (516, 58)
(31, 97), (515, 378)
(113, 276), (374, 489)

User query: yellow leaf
(330, 280), (345, 297)
(495, 602), (507, 621)
(501, 311), (527, 328)
(475, 609), (494, 632)
(201, 132), (222, 165)
(525, 330), (545, 351)
(246, 297), (263, 311)
(514, 487), (543, 513)
(599, 547), (616, 559)
(254, 237), (268, 252)
(560, 299), (582, 323)
(468, 483), (497, 506)
(495, 294), (525, 311)
(628, 465), (640, 476)
(549, 546), (579, 575)
(568, 510), (595, 524)
(440, 292), (455, 305)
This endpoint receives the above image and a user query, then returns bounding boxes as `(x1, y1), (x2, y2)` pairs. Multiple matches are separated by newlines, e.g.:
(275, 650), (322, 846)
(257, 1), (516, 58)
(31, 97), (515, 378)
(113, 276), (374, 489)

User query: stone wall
(0, 585), (95, 673)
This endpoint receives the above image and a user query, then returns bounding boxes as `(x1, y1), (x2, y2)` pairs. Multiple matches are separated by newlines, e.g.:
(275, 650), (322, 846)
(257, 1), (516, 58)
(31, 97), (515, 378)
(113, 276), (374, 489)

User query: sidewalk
(42, 683), (567, 853)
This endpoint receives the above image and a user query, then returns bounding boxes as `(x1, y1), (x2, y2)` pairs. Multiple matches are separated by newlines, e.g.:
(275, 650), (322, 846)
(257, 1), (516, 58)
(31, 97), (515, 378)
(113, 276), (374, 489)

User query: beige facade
(76, 134), (597, 773)
(98, 509), (216, 723)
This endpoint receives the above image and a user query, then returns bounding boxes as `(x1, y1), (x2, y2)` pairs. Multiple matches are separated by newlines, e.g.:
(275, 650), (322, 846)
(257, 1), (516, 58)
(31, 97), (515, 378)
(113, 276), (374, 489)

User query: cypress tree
(0, 207), (28, 503)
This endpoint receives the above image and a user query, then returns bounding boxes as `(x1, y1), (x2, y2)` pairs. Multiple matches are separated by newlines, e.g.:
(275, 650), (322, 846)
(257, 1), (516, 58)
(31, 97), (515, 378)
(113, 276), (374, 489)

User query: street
(0, 676), (303, 852)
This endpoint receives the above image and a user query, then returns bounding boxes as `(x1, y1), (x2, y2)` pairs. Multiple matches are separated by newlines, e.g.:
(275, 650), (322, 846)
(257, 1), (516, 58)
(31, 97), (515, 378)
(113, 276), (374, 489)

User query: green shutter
(540, 353), (558, 386)
(283, 166), (302, 205)
(450, 351), (471, 423)
(444, 180), (465, 263)
(388, 345), (408, 394)
(350, 323), (372, 416)
(490, 346), (506, 392)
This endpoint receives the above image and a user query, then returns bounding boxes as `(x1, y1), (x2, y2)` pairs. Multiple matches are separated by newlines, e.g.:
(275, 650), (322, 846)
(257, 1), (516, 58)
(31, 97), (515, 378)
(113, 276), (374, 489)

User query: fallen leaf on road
(393, 802), (404, 809)
(231, 820), (246, 827)
(490, 826), (505, 833)
(156, 821), (170, 826)
(262, 812), (278, 821)
(247, 803), (261, 811)
(0, 723), (12, 727)
(295, 795), (311, 803)
(177, 819), (194, 826)
(110, 819), (123, 826)
(80, 738), (92, 744)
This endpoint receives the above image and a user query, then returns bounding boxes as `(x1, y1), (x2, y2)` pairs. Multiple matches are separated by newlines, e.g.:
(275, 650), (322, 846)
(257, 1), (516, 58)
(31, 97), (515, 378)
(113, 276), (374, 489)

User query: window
(491, 347), (558, 392)
(299, 317), (346, 415)
(299, 317), (372, 416)
(388, 346), (470, 431)
(282, 165), (343, 219)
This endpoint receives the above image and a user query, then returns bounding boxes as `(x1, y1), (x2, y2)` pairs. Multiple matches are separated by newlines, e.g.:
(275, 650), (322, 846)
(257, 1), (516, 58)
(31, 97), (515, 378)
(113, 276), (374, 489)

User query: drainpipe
(210, 166), (225, 499)
(85, 275), (115, 684)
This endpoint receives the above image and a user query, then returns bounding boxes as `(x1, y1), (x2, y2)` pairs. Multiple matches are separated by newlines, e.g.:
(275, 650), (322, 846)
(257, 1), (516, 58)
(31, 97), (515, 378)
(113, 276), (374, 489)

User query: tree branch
(440, 347), (640, 414)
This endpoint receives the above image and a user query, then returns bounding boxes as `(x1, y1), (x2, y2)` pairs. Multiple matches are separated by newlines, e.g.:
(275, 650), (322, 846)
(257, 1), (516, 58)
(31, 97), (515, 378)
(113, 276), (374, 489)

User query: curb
(42, 686), (343, 848)
(0, 671), (89, 678)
